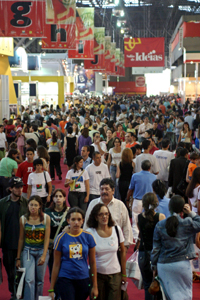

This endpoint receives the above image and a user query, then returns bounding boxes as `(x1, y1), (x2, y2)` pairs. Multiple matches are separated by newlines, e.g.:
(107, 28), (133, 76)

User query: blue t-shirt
(129, 171), (156, 200)
(54, 230), (96, 280)
(155, 195), (170, 218)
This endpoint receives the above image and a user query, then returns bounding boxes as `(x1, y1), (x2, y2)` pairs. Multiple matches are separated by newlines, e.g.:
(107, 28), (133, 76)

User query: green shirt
(0, 195), (28, 248)
(0, 157), (18, 177)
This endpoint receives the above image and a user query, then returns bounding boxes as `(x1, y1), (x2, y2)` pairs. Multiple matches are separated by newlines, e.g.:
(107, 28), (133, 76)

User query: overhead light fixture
(120, 10), (124, 16)
(117, 21), (121, 27)
(190, 61), (193, 64)
(115, 0), (119, 5)
(81, 62), (84, 66)
(29, 37), (33, 40)
(38, 40), (42, 45)
(120, 29), (124, 34)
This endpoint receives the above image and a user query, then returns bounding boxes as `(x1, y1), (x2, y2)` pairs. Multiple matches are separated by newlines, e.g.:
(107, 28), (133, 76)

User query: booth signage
(124, 37), (165, 67)
(0, 0), (45, 37)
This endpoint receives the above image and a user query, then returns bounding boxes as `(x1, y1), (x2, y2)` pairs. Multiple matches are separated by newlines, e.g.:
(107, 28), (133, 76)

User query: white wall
(145, 68), (171, 96)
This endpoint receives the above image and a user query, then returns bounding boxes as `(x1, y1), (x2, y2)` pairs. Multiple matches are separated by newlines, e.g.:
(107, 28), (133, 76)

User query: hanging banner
(68, 8), (94, 59)
(119, 51), (124, 76)
(0, 0), (45, 37)
(74, 65), (95, 93)
(42, 24), (76, 49)
(84, 27), (105, 70)
(115, 48), (120, 75)
(46, 0), (76, 24)
(109, 42), (116, 75)
(182, 21), (200, 38)
(124, 37), (165, 67)
(122, 53), (125, 77)
(104, 36), (111, 73)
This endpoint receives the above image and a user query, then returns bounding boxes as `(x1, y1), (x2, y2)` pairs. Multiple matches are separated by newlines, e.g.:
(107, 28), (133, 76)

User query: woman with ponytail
(137, 193), (165, 300)
(151, 195), (200, 300)
(47, 130), (62, 180)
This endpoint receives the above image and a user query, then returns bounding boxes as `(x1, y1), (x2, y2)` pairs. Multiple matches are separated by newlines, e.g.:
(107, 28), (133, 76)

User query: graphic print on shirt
(36, 184), (42, 191)
(69, 243), (83, 259)
(72, 175), (83, 190)
(27, 167), (33, 173)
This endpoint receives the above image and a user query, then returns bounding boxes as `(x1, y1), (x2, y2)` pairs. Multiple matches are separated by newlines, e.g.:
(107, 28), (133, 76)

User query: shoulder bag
(69, 170), (85, 191)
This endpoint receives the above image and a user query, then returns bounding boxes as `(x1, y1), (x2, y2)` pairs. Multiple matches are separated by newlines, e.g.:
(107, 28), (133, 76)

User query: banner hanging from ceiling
(74, 65), (95, 93)
(0, 0), (45, 37)
(108, 42), (116, 75)
(68, 8), (94, 60)
(124, 37), (165, 67)
(115, 48), (120, 75)
(84, 27), (105, 70)
(46, 0), (76, 24)
(104, 36), (111, 73)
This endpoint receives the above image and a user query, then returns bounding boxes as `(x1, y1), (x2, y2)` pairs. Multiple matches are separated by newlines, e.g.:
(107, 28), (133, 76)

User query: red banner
(183, 21), (200, 38)
(42, 24), (76, 49)
(124, 37), (165, 67)
(84, 27), (105, 70)
(0, 0), (45, 37)
(46, 0), (75, 24)
(68, 8), (94, 60)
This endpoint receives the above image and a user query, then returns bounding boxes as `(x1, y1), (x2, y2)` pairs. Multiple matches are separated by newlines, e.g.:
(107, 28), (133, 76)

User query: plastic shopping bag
(15, 268), (26, 299)
(38, 297), (52, 300)
(126, 250), (141, 280)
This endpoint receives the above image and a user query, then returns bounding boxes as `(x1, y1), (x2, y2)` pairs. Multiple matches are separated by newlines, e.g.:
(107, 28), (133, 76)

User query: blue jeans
(138, 251), (153, 300)
(22, 247), (49, 300)
(110, 165), (120, 199)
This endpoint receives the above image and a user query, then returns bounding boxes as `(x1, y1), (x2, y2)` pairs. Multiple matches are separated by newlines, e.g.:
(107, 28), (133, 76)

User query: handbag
(43, 171), (49, 194)
(49, 208), (69, 253)
(69, 170), (85, 191)
(148, 276), (160, 295)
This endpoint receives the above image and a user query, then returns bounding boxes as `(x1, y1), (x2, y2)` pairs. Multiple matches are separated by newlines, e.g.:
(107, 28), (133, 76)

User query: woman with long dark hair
(87, 203), (126, 300)
(137, 193), (165, 300)
(37, 145), (50, 172)
(64, 156), (89, 213)
(151, 195), (200, 300)
(178, 122), (192, 144)
(186, 167), (200, 214)
(63, 126), (77, 169)
(152, 179), (170, 218)
(0, 148), (18, 197)
(16, 195), (50, 300)
(47, 130), (62, 180)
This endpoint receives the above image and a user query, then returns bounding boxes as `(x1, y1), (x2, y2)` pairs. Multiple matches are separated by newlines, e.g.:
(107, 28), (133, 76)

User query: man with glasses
(84, 178), (133, 249)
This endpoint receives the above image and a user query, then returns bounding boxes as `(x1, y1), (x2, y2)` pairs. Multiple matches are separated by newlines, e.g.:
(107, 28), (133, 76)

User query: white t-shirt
(153, 150), (175, 181)
(66, 169), (89, 192)
(135, 153), (159, 174)
(92, 142), (107, 163)
(85, 163), (110, 195)
(189, 185), (200, 213)
(87, 226), (124, 274)
(109, 147), (123, 166)
(27, 171), (51, 197)
(0, 132), (7, 148)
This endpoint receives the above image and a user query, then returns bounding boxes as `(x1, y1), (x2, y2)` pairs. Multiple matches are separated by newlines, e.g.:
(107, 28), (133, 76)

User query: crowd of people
(0, 95), (200, 300)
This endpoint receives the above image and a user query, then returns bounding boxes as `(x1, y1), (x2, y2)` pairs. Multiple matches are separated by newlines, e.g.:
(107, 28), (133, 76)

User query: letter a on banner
(0, 0), (45, 37)
(84, 27), (105, 70)
(68, 8), (94, 60)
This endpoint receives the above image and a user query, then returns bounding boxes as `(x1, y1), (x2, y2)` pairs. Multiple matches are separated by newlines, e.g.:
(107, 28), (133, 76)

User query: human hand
(16, 259), (21, 269)
(84, 197), (89, 203)
(38, 254), (45, 266)
(48, 292), (54, 300)
(47, 195), (51, 202)
(62, 225), (70, 233)
(183, 204), (191, 214)
(91, 286), (98, 299)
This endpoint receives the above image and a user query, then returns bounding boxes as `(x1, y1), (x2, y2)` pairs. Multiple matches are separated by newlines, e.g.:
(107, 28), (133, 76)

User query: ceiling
(14, 0), (200, 64)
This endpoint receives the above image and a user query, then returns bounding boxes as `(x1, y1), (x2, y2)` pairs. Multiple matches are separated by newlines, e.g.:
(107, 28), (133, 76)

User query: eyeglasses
(98, 212), (109, 217)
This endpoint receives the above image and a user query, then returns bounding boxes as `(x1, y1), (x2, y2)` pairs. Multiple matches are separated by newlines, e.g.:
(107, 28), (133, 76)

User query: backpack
(36, 128), (47, 148)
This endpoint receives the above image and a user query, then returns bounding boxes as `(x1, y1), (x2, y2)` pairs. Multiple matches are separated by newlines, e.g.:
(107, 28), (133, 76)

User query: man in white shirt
(92, 132), (107, 163)
(86, 151), (110, 202)
(0, 125), (8, 160)
(22, 123), (39, 145)
(135, 139), (159, 174)
(84, 178), (133, 249)
(138, 116), (153, 142)
(153, 139), (175, 188)
(96, 116), (104, 129)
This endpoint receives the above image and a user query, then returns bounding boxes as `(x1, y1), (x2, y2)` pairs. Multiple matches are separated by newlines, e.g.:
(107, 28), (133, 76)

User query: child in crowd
(15, 127), (25, 157)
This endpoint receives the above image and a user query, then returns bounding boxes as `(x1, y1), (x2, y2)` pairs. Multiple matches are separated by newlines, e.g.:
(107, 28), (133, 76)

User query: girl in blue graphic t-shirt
(48, 207), (98, 300)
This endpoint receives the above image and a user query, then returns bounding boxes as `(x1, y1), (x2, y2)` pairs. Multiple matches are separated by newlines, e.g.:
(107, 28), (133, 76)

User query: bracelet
(121, 274), (127, 277)
(48, 289), (54, 293)
(15, 258), (20, 261)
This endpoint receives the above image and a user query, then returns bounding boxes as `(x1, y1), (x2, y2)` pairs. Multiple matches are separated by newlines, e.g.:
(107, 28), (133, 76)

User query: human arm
(95, 139), (106, 156)
(47, 182), (52, 203)
(120, 242), (127, 282)
(159, 213), (165, 221)
(84, 179), (90, 203)
(107, 153), (112, 171)
(89, 247), (98, 299)
(186, 167), (190, 183)
(116, 164), (120, 179)
(38, 215), (50, 265)
(15, 149), (23, 164)
(13, 168), (18, 175)
(75, 137), (78, 153)
(178, 132), (181, 143)
(27, 185), (32, 199)
(126, 189), (133, 201)
(64, 178), (74, 187)
(121, 203), (133, 248)
(63, 137), (67, 156)
(58, 141), (63, 157)
(16, 217), (25, 269)
(48, 250), (61, 299)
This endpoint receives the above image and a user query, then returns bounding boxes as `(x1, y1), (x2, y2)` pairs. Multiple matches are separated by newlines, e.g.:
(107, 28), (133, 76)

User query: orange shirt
(159, 105), (166, 114)
(59, 120), (68, 133)
(126, 142), (137, 148)
(188, 162), (197, 178)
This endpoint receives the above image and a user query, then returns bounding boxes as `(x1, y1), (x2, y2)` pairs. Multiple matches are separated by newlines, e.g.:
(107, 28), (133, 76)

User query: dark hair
(26, 195), (44, 221)
(31, 124), (38, 132)
(152, 179), (167, 199)
(142, 193), (158, 227)
(26, 147), (35, 154)
(26, 138), (37, 150)
(66, 207), (85, 220)
(52, 130), (57, 143)
(134, 144), (142, 150)
(49, 189), (67, 211)
(114, 137), (121, 145)
(93, 131), (100, 138)
(46, 120), (51, 127)
(72, 156), (83, 172)
(141, 160), (151, 171)
(92, 151), (100, 158)
(9, 142), (17, 149)
(82, 127), (89, 138)
(82, 145), (90, 152)
(161, 139), (170, 148)
(100, 178), (115, 189)
(190, 152), (199, 160)
(180, 148), (188, 157)
(165, 195), (185, 237)
(7, 148), (18, 160)
(87, 203), (114, 228)
(67, 126), (73, 134)
(37, 145), (50, 162)
(33, 158), (43, 169)
(186, 167), (200, 198)
(142, 139), (151, 150)
(177, 141), (185, 148)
